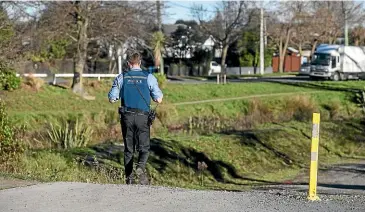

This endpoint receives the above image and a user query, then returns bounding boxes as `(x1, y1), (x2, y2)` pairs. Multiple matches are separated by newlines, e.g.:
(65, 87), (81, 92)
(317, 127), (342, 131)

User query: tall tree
(351, 26), (365, 46)
(193, 1), (254, 79)
(35, 1), (156, 95)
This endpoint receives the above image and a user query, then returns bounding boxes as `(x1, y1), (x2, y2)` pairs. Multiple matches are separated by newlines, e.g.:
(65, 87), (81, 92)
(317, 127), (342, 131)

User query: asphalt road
(46, 75), (314, 86)
(1, 161), (364, 212)
(167, 75), (314, 84)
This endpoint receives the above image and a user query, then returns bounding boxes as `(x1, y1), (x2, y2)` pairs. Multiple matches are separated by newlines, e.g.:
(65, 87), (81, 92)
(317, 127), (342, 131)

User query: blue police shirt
(108, 68), (163, 102)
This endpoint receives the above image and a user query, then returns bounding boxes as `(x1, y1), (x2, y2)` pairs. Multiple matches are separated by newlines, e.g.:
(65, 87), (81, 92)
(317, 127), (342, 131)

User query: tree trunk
(279, 37), (284, 73)
(221, 44), (229, 75)
(311, 40), (318, 58)
(298, 42), (303, 56)
(72, 3), (90, 94)
(278, 28), (291, 73)
(355, 39), (360, 46)
(160, 52), (164, 74)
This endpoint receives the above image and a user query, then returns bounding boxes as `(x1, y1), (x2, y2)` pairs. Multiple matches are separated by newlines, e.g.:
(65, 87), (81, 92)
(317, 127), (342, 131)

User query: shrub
(0, 100), (24, 169)
(0, 62), (21, 91)
(47, 119), (93, 149)
(23, 74), (45, 91)
(354, 88), (365, 114)
(153, 72), (167, 89)
(283, 95), (317, 122)
(156, 103), (179, 126)
(324, 100), (342, 120)
(238, 99), (274, 129)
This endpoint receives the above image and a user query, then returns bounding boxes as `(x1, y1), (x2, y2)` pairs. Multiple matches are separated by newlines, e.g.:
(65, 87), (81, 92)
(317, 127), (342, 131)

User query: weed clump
(323, 100), (342, 120)
(237, 99), (274, 129)
(282, 95), (317, 122)
(22, 74), (45, 91)
(156, 103), (178, 126)
(47, 119), (93, 149)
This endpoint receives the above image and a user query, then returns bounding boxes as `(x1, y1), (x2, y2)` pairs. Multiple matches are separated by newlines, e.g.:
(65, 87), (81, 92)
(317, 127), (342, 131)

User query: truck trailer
(310, 44), (365, 81)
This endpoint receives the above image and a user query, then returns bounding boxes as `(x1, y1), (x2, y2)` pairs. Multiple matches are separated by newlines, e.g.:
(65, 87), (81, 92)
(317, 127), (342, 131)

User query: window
(331, 56), (336, 68)
(212, 62), (218, 66)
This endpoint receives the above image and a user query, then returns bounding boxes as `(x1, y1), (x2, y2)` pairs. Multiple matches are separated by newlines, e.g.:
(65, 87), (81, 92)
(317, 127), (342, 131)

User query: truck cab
(310, 44), (365, 81)
(310, 45), (341, 80)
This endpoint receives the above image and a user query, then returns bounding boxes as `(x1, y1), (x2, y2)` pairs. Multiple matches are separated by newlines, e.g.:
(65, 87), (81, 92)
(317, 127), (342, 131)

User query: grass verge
(3, 119), (365, 191)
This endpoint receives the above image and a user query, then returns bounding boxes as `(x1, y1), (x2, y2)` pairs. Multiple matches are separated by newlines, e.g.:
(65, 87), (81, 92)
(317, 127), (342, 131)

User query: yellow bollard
(308, 113), (321, 201)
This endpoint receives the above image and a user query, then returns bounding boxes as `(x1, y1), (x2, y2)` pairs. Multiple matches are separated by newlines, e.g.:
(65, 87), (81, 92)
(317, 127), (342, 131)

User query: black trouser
(120, 111), (150, 179)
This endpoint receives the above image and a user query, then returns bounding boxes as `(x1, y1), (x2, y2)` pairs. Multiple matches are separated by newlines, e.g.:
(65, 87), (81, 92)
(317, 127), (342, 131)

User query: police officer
(108, 52), (163, 185)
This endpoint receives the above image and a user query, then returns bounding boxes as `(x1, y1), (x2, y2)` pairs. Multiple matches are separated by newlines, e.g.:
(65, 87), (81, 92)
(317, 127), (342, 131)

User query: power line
(167, 1), (217, 13)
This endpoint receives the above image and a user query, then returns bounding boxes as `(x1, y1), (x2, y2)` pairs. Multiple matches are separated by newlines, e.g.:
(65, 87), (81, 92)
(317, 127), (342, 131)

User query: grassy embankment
(1, 79), (365, 191)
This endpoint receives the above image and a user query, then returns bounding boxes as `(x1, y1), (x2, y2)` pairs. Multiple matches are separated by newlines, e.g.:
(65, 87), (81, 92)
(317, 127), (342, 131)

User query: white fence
(16, 73), (119, 85)
(16, 56), (123, 85)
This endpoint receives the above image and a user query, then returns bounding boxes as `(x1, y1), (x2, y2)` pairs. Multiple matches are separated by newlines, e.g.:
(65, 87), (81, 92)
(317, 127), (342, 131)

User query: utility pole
(156, 0), (164, 74)
(342, 1), (349, 46)
(156, 0), (162, 32)
(344, 12), (349, 46)
(259, 7), (264, 75)
(264, 15), (267, 47)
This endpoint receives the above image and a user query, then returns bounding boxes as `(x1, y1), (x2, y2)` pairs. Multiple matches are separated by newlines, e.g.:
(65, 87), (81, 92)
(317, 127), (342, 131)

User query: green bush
(47, 119), (94, 149)
(0, 62), (21, 91)
(0, 100), (24, 168)
(153, 72), (167, 89)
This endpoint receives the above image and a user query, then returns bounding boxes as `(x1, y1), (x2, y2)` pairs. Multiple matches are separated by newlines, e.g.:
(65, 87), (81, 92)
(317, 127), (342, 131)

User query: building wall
(272, 54), (301, 72)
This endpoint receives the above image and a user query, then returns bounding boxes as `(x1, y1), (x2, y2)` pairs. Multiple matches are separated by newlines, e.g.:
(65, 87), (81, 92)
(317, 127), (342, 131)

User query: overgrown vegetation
(22, 75), (45, 91)
(0, 101), (24, 170)
(2, 80), (365, 190)
(0, 62), (21, 91)
(153, 72), (167, 89)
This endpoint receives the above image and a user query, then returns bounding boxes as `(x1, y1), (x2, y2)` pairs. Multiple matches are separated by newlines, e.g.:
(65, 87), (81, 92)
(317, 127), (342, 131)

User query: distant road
(167, 75), (313, 84)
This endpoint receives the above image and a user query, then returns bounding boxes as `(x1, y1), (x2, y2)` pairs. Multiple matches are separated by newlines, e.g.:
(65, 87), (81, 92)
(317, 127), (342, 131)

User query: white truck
(310, 44), (365, 81)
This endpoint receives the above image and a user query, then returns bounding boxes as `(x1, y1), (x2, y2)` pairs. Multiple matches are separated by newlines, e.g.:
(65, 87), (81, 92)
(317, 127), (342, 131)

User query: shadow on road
(317, 183), (365, 191)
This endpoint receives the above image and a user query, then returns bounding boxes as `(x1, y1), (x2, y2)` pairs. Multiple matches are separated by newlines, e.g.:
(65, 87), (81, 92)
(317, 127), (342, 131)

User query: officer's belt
(122, 107), (149, 116)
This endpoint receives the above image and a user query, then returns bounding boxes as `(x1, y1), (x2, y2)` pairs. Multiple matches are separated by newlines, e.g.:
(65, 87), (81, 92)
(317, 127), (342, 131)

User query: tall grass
(282, 95), (317, 122)
(185, 96), (319, 133)
(47, 119), (93, 149)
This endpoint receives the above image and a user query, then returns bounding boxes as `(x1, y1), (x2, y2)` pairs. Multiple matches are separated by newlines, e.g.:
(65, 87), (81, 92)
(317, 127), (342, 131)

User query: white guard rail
(16, 73), (119, 85)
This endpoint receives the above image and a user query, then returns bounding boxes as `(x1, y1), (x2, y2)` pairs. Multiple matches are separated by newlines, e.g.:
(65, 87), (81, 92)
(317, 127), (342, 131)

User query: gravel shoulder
(0, 176), (37, 190)
(0, 182), (364, 212)
(1, 161), (364, 212)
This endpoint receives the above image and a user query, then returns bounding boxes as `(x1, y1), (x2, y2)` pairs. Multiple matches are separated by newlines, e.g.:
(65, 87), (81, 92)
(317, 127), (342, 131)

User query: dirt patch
(0, 176), (37, 190)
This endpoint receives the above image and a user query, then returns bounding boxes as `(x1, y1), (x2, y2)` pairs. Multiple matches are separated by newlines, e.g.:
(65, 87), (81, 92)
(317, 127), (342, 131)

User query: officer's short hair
(127, 52), (141, 65)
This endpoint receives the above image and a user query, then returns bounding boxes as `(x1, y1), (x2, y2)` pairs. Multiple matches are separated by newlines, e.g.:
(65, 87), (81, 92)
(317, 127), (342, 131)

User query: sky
(163, 1), (218, 24)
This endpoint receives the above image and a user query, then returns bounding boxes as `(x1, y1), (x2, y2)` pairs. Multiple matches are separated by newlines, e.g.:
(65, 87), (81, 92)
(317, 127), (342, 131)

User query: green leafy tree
(31, 39), (70, 63)
(238, 30), (272, 69)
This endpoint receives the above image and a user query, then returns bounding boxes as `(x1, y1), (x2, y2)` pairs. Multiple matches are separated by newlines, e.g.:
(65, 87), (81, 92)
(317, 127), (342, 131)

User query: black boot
(136, 167), (149, 185)
(126, 174), (134, 185)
